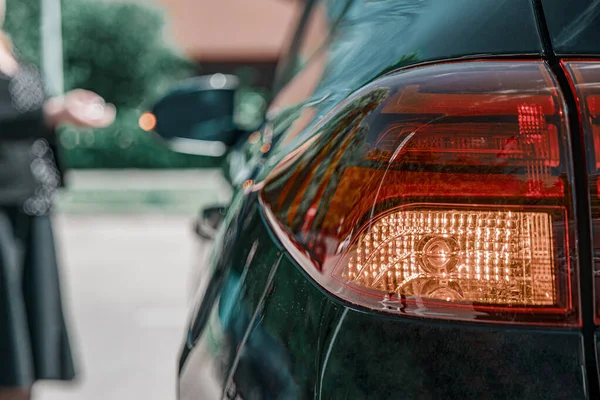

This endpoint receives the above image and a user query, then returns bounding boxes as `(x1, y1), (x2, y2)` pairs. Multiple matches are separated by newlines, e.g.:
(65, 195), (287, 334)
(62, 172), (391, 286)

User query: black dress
(0, 64), (75, 387)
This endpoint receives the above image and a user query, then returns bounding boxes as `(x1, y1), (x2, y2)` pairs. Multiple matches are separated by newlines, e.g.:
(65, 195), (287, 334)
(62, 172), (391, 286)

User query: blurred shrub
(61, 0), (194, 108)
(5, 0), (41, 66)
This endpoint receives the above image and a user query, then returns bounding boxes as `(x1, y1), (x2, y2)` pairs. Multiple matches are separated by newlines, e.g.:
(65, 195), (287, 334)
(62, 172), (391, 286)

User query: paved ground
(29, 170), (228, 400)
(55, 169), (232, 215)
(35, 214), (197, 400)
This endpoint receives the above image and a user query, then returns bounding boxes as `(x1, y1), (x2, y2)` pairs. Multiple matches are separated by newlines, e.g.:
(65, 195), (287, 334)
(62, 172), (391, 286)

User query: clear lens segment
(345, 208), (556, 306)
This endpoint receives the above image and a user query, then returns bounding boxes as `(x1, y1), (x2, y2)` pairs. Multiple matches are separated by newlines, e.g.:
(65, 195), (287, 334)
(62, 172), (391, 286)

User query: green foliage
(4, 0), (41, 66)
(5, 0), (212, 169)
(61, 0), (194, 108)
(58, 0), (210, 168)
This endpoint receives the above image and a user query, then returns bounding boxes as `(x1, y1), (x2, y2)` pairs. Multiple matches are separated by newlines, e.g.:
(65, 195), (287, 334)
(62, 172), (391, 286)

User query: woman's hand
(45, 89), (116, 128)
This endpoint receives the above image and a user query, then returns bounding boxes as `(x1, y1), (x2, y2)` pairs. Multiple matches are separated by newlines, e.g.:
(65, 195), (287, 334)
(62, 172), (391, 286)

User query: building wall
(150, 0), (301, 62)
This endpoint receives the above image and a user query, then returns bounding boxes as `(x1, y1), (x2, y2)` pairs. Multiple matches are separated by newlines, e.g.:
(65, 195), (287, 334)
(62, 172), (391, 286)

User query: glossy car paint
(541, 0), (600, 55)
(178, 0), (598, 399)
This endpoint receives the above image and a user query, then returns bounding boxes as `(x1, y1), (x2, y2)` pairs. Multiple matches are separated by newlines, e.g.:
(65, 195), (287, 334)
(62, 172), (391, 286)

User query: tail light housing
(261, 61), (578, 325)
(563, 61), (600, 322)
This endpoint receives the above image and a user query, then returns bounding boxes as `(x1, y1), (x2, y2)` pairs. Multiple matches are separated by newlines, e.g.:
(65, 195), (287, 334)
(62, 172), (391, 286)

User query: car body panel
(234, 247), (586, 399)
(177, 1), (595, 399)
(180, 192), (283, 399)
(182, 198), (588, 399)
(541, 0), (600, 55)
(222, 0), (544, 186)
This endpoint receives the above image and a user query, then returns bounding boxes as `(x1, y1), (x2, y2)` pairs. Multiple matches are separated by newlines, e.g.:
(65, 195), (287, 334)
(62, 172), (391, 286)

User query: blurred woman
(0, 1), (115, 398)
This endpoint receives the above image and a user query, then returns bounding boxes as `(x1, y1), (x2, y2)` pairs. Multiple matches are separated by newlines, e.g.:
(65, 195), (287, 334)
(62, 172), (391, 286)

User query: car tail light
(260, 61), (578, 325)
(347, 208), (557, 306)
(563, 61), (600, 322)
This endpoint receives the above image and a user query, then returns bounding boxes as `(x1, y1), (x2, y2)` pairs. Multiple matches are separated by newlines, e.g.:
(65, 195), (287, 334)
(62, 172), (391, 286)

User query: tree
(5, 0), (41, 66)
(61, 0), (193, 108)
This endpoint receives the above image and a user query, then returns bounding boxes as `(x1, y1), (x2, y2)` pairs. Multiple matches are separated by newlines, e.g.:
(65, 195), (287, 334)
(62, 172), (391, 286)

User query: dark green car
(152, 0), (600, 398)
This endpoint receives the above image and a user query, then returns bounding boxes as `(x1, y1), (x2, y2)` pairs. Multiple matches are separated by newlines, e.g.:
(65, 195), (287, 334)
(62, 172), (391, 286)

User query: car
(150, 0), (600, 398)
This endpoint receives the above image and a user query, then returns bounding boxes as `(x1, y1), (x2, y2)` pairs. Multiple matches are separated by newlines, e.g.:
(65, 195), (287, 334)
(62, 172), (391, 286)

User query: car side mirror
(150, 74), (240, 157)
(194, 205), (228, 240)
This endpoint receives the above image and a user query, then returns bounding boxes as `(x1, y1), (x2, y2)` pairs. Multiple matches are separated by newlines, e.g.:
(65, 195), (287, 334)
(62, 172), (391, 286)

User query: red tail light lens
(261, 61), (577, 325)
(563, 61), (600, 322)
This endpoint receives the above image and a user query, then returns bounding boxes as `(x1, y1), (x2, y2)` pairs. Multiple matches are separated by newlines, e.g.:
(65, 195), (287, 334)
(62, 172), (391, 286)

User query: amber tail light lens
(261, 61), (577, 325)
(347, 208), (558, 307)
(563, 61), (600, 322)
